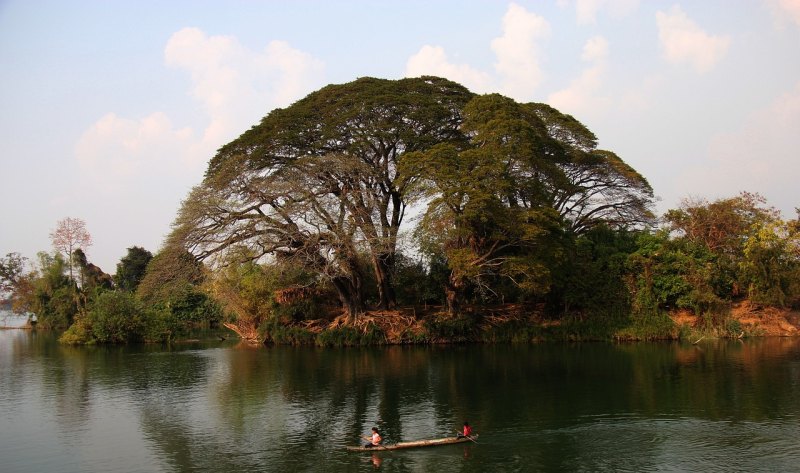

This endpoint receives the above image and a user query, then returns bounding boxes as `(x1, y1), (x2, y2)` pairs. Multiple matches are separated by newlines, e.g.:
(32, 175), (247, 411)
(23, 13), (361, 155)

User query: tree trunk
(372, 252), (397, 310)
(444, 273), (463, 315)
(332, 277), (363, 323)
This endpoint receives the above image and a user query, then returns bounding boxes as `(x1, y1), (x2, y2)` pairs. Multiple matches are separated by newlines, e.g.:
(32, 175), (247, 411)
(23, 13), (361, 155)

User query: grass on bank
(256, 298), (792, 346)
(252, 305), (768, 346)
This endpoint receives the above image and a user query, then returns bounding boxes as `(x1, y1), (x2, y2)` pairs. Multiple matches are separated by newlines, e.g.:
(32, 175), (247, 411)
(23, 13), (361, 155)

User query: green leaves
(115, 246), (153, 292)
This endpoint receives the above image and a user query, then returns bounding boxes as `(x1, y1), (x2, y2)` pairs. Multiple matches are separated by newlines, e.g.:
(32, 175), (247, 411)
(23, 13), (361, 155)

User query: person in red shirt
(458, 421), (473, 438)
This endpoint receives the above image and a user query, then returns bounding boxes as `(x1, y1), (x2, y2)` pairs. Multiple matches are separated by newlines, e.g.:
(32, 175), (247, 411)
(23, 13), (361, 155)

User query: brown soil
(357, 300), (800, 340)
(309, 303), (551, 343)
(669, 301), (800, 336)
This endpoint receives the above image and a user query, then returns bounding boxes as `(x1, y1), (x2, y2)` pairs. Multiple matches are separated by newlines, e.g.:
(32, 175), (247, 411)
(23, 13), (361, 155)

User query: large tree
(506, 102), (655, 233)
(402, 93), (652, 313)
(402, 94), (566, 312)
(177, 76), (474, 316)
(174, 77), (653, 318)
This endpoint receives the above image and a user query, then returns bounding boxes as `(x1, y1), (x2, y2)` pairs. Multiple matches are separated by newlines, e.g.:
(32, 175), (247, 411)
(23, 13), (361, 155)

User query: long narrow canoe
(346, 435), (478, 452)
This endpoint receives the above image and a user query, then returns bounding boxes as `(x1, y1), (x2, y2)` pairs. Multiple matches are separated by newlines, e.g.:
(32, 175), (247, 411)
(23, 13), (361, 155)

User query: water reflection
(1, 331), (799, 472)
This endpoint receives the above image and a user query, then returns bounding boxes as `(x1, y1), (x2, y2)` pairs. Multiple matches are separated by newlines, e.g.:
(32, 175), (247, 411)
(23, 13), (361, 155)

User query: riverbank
(7, 302), (798, 345)
(671, 300), (799, 337)
(254, 299), (800, 346)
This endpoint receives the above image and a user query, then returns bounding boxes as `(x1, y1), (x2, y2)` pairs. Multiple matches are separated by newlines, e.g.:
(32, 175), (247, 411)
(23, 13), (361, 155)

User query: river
(1, 313), (799, 472)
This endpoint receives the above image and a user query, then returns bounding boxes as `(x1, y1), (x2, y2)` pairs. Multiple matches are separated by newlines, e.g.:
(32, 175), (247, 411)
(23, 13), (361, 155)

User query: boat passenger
(363, 427), (382, 448)
(457, 421), (472, 438)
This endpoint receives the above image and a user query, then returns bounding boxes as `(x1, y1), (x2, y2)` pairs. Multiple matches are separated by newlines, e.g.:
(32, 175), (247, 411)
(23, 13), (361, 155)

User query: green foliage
(398, 328), (431, 344)
(626, 232), (726, 317)
(60, 291), (183, 345)
(58, 314), (93, 345)
(315, 324), (386, 347)
(401, 90), (651, 314)
(212, 259), (322, 330)
(163, 283), (221, 325)
(262, 322), (316, 345)
(181, 76), (476, 314)
(551, 226), (638, 315)
(137, 245), (205, 305)
(739, 220), (800, 307)
(135, 244), (219, 330)
(723, 317), (743, 337)
(423, 315), (477, 342)
(0, 252), (27, 296)
(480, 319), (545, 343)
(115, 246), (153, 292)
(392, 253), (444, 307)
(29, 252), (78, 330)
(63, 291), (144, 344)
(81, 291), (144, 344)
(612, 313), (676, 341)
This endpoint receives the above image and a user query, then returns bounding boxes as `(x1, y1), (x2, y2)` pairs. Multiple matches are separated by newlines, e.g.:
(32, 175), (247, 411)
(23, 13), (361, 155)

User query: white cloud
(405, 3), (549, 101)
(767, 0), (800, 28)
(679, 81), (800, 216)
(164, 27), (325, 158)
(68, 29), (327, 268)
(562, 0), (640, 25)
(405, 45), (493, 93)
(491, 3), (551, 100)
(581, 35), (609, 62)
(656, 5), (731, 74)
(548, 36), (611, 116)
(75, 28), (325, 191)
(75, 112), (195, 189)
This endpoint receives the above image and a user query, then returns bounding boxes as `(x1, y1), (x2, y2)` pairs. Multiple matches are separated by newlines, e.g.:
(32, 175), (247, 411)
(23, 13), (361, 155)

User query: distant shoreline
(0, 311), (31, 329)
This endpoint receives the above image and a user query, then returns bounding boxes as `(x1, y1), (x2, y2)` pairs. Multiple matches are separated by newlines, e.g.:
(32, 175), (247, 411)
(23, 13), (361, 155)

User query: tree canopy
(172, 76), (655, 318)
(176, 76), (474, 316)
(115, 246), (153, 292)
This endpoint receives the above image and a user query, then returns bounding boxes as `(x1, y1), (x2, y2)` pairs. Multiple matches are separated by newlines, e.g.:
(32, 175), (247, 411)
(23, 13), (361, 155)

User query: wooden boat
(346, 435), (478, 452)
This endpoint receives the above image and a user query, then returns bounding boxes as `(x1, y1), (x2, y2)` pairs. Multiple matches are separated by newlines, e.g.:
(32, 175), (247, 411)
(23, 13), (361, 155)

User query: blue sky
(1, 0), (799, 273)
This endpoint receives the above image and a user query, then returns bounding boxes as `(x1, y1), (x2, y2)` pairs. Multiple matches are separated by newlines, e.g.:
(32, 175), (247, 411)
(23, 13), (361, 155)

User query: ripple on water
(527, 416), (800, 472)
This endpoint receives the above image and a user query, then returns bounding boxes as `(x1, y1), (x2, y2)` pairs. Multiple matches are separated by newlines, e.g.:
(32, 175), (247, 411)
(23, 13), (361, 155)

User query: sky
(1, 0), (799, 273)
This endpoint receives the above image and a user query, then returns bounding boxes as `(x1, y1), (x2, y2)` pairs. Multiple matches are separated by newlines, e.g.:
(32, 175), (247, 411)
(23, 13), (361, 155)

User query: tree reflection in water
(3, 333), (800, 472)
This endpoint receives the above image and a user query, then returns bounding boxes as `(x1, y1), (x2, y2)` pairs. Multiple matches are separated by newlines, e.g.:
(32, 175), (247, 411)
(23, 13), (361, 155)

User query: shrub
(59, 315), (94, 345)
(260, 318), (315, 345)
(723, 317), (743, 337)
(60, 291), (185, 345)
(167, 283), (222, 326)
(423, 315), (477, 342)
(88, 291), (144, 343)
(315, 324), (386, 347)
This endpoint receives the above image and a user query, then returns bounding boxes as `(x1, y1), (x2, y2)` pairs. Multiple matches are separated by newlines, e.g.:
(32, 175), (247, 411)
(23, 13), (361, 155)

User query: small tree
(50, 217), (93, 283)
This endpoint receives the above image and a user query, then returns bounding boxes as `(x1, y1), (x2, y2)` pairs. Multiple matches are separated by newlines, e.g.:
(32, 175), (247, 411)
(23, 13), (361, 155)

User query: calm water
(2, 313), (800, 472)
